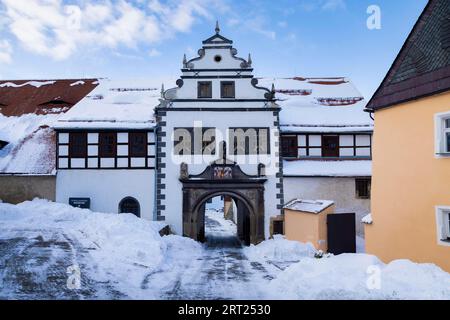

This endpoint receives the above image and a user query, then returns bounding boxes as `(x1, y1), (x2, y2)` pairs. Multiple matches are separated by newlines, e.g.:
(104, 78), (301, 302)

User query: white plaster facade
(56, 170), (155, 220)
(155, 26), (283, 239)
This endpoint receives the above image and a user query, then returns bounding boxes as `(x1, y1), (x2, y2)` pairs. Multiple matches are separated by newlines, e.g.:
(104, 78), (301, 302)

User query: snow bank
(0, 199), (202, 299)
(362, 213), (373, 224)
(244, 235), (316, 263)
(246, 238), (450, 300)
(267, 254), (450, 300)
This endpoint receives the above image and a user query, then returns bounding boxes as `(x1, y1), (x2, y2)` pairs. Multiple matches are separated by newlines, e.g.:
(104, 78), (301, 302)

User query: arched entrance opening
(196, 192), (253, 246)
(119, 197), (140, 217)
(180, 159), (266, 246)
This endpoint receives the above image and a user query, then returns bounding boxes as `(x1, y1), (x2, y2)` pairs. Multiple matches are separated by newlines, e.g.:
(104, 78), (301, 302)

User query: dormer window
(198, 81), (212, 98)
(0, 140), (8, 150)
(221, 81), (235, 99)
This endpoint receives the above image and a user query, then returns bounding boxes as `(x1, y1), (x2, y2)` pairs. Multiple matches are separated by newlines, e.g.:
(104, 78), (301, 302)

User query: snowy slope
(0, 199), (202, 299)
(0, 113), (60, 174)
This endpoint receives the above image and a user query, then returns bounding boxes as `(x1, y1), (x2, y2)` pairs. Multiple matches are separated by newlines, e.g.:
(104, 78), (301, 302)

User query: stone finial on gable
(182, 54), (187, 68)
(248, 53), (252, 67)
(215, 20), (220, 34)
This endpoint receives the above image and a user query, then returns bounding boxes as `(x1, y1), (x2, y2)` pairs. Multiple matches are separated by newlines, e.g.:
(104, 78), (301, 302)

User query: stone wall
(0, 175), (55, 204)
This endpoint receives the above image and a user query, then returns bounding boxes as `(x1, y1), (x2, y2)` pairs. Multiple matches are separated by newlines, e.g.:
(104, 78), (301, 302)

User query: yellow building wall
(367, 91), (450, 272)
(285, 205), (334, 252)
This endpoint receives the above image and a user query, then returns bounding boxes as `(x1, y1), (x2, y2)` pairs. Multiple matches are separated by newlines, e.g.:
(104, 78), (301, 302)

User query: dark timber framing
(280, 133), (372, 160)
(56, 129), (155, 170)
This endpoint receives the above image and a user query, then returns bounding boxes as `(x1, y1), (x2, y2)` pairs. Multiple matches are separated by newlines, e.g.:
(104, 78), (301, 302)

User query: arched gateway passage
(180, 161), (266, 246)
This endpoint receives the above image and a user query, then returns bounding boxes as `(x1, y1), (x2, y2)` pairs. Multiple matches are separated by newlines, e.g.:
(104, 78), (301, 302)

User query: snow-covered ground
(0, 200), (449, 300)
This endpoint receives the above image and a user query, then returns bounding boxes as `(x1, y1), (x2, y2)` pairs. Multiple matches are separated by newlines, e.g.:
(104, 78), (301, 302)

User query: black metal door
(327, 213), (356, 254)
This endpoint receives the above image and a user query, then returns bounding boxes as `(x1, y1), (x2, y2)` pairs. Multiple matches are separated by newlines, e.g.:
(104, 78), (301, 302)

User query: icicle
(215, 20), (220, 34)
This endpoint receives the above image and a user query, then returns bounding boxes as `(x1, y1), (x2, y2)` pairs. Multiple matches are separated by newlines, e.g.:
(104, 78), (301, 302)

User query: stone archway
(180, 161), (266, 245)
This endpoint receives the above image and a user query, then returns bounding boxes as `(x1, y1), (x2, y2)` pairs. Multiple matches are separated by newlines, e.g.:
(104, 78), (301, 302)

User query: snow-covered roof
(284, 199), (334, 213)
(283, 160), (372, 177)
(54, 79), (171, 130)
(0, 113), (59, 174)
(258, 77), (373, 133)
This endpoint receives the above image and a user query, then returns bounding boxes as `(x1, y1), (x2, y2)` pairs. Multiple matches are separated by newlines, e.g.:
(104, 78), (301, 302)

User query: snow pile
(0, 199), (202, 298)
(266, 253), (450, 300)
(244, 235), (316, 263)
(245, 238), (450, 300)
(362, 213), (373, 224)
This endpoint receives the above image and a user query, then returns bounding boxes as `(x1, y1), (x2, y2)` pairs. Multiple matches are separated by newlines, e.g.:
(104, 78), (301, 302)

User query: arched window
(119, 197), (140, 218)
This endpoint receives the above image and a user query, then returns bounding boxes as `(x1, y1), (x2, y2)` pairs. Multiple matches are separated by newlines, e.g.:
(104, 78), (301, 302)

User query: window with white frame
(435, 113), (450, 155)
(435, 207), (450, 245)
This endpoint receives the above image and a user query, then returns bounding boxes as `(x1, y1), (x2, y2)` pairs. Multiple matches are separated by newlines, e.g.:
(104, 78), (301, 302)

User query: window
(229, 128), (270, 155)
(119, 197), (140, 218)
(221, 81), (235, 98)
(99, 132), (116, 157)
(198, 81), (212, 98)
(436, 207), (450, 245)
(129, 132), (147, 157)
(281, 136), (298, 158)
(356, 178), (371, 199)
(69, 132), (87, 158)
(322, 135), (339, 157)
(435, 113), (450, 155)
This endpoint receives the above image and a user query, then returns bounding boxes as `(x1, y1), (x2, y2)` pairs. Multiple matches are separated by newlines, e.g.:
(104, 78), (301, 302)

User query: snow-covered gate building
(0, 24), (373, 243)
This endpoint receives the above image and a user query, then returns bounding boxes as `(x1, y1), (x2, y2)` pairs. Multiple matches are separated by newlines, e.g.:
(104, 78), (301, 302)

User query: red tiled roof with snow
(0, 79), (98, 116)
(259, 77), (373, 133)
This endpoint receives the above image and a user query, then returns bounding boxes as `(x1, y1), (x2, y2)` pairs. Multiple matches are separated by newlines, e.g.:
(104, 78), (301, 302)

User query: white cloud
(322, 0), (346, 11)
(227, 18), (240, 27)
(0, 40), (13, 63)
(246, 16), (276, 40)
(0, 0), (215, 60)
(148, 48), (161, 57)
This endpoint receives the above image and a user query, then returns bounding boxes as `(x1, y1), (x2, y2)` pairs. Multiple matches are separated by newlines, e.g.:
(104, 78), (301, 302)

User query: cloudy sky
(0, 0), (427, 99)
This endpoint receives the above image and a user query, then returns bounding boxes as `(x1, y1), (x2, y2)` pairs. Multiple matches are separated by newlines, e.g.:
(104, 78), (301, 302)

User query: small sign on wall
(69, 198), (91, 209)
